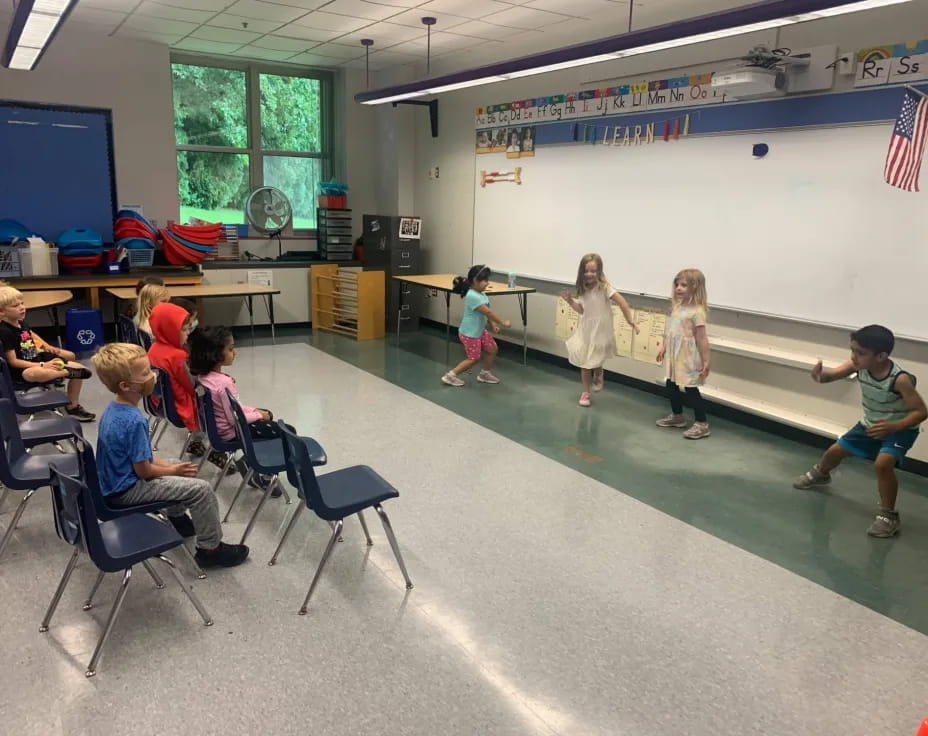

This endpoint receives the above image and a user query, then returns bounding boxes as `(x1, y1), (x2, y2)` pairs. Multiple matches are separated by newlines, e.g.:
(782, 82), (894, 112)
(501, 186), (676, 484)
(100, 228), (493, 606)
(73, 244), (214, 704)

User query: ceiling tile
(318, 0), (405, 21)
(361, 0), (421, 6)
(250, 35), (313, 51)
(450, 20), (537, 40)
(174, 37), (247, 53)
(274, 24), (345, 42)
(223, 0), (310, 22)
(191, 26), (263, 43)
(207, 14), (285, 34)
(81, 0), (142, 10)
(122, 16), (200, 35)
(526, 0), (626, 17)
(339, 22), (426, 45)
(122, 30), (185, 45)
(287, 51), (344, 66)
(387, 8), (470, 31)
(305, 42), (366, 60)
(418, 0), (513, 19)
(134, 1), (215, 24)
(289, 11), (370, 32)
(235, 45), (299, 60)
(484, 5), (569, 27)
(66, 6), (126, 30)
(391, 31), (494, 54)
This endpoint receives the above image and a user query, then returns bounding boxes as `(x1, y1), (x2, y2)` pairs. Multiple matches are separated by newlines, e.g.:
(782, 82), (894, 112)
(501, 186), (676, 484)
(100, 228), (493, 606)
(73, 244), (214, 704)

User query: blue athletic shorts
(837, 422), (919, 465)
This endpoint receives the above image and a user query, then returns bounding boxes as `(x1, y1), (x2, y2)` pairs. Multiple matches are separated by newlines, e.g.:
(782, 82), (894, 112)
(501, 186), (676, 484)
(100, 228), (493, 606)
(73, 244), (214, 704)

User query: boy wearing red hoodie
(148, 302), (205, 456)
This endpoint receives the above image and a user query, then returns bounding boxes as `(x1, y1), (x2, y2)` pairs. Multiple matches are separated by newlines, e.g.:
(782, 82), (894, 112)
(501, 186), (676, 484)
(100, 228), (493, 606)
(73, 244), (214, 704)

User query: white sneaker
(683, 422), (711, 440)
(656, 414), (687, 428)
(441, 371), (465, 387)
(477, 370), (500, 384)
(578, 392), (592, 407)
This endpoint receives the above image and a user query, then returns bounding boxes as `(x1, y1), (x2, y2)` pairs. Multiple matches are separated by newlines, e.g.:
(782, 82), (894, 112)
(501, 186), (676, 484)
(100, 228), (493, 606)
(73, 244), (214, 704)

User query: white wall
(403, 2), (928, 462)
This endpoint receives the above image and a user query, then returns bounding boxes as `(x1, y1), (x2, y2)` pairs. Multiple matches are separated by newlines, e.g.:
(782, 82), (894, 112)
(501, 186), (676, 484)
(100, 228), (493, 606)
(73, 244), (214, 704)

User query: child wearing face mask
(92, 343), (249, 568)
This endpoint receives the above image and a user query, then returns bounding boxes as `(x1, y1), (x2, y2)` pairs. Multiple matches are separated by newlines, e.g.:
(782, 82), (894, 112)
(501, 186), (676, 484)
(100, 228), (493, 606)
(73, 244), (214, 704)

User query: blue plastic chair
(0, 356), (70, 415)
(118, 314), (140, 346)
(138, 329), (153, 351)
(222, 389), (326, 545)
(41, 461), (212, 677)
(0, 398), (80, 562)
(274, 421), (412, 614)
(76, 441), (206, 579)
(149, 368), (192, 453)
(195, 385), (241, 489)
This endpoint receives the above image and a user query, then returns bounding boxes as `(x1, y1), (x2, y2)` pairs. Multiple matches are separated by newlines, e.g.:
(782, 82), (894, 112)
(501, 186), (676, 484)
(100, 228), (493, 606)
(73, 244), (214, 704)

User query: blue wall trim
(534, 83), (928, 146)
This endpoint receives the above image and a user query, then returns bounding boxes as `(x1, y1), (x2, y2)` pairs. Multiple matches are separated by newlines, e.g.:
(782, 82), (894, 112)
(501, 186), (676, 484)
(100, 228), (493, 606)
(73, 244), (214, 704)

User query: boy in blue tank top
(794, 325), (927, 538)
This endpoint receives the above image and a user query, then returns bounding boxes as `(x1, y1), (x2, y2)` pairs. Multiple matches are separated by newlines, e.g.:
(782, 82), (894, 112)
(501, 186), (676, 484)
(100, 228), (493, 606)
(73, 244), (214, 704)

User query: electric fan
(245, 186), (293, 258)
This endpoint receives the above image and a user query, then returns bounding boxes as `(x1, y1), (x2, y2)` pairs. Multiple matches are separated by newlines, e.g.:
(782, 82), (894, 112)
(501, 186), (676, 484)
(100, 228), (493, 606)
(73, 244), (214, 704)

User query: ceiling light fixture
(2, 0), (77, 71)
(355, 0), (912, 104)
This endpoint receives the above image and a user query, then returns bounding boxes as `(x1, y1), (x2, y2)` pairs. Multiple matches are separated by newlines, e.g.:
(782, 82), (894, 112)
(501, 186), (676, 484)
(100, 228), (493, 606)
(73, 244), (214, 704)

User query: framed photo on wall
(399, 216), (422, 240)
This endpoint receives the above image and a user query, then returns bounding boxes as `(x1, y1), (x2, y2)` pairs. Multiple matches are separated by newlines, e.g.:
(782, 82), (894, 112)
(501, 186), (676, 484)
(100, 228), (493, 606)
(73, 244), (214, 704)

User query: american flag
(884, 88), (928, 192)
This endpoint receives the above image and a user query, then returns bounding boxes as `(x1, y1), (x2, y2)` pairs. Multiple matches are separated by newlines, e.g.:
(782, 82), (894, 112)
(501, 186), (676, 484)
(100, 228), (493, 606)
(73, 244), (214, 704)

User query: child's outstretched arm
(476, 304), (511, 333)
(866, 374), (928, 438)
(560, 289), (583, 314)
(811, 359), (856, 384)
(609, 291), (638, 332)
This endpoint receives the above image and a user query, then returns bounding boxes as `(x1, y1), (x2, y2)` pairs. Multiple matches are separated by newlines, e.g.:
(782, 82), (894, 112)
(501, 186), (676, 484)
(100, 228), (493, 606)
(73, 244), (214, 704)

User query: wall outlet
(835, 54), (856, 76)
(428, 166), (440, 179)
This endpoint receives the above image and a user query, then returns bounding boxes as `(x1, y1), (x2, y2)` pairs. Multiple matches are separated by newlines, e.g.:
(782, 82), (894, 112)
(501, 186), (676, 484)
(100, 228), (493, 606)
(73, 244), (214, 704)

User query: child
(92, 342), (248, 568)
(0, 282), (95, 422)
(655, 268), (711, 439)
(147, 302), (205, 456)
(793, 325), (927, 538)
(188, 326), (276, 441)
(124, 276), (165, 320)
(441, 265), (511, 387)
(561, 253), (637, 407)
(134, 283), (170, 338)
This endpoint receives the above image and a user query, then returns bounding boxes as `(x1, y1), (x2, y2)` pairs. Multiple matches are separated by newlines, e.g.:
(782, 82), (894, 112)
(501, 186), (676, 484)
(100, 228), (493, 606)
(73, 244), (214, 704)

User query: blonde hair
(672, 268), (708, 310)
(92, 342), (147, 393)
(574, 253), (608, 294)
(0, 280), (23, 309)
(137, 284), (170, 326)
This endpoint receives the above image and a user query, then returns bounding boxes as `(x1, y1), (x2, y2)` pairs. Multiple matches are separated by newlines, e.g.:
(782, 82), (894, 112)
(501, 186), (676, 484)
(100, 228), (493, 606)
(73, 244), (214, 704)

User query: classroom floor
(1, 328), (927, 736)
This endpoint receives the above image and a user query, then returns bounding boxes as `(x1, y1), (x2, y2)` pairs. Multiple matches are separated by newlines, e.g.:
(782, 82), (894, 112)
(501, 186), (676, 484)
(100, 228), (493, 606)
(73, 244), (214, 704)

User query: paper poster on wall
(855, 39), (928, 88)
(247, 270), (273, 287)
(555, 299), (579, 340)
(632, 310), (665, 363)
(477, 125), (536, 156)
(612, 306), (634, 358)
(398, 217), (421, 240)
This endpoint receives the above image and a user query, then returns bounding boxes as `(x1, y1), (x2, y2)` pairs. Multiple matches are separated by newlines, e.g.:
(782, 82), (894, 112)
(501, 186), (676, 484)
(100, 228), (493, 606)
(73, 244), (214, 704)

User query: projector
(711, 67), (786, 100)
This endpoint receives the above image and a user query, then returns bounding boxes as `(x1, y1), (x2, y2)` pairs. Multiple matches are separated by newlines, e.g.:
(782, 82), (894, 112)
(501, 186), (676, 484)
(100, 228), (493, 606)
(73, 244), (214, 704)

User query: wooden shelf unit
(310, 265), (385, 341)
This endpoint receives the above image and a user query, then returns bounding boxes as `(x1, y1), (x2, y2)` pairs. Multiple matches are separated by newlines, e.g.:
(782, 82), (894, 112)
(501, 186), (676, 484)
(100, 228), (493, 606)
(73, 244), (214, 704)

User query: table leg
(519, 293), (528, 366)
(445, 292), (451, 345)
(49, 307), (62, 348)
(396, 281), (405, 345)
(265, 294), (276, 345)
(246, 296), (255, 345)
(88, 287), (100, 310)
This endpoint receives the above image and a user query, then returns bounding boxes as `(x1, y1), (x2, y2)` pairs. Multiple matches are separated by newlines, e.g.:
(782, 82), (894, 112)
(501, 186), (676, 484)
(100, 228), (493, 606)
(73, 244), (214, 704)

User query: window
(172, 59), (332, 232)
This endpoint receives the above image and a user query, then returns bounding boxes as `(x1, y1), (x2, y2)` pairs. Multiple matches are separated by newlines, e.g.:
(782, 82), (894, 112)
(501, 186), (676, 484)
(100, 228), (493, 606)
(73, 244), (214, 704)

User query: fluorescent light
(9, 46), (41, 69)
(427, 76), (507, 93)
(19, 13), (59, 49)
(360, 91), (427, 105)
(790, 0), (911, 18)
(2, 0), (77, 71)
(501, 54), (622, 79)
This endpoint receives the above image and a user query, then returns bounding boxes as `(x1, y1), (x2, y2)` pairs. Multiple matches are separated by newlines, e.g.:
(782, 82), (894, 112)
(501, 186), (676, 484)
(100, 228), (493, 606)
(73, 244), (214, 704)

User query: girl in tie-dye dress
(655, 268), (712, 439)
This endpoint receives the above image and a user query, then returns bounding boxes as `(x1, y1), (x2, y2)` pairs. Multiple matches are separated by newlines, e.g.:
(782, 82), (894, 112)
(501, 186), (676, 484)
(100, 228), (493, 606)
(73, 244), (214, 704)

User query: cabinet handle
(400, 251), (410, 259)
(397, 265), (412, 270)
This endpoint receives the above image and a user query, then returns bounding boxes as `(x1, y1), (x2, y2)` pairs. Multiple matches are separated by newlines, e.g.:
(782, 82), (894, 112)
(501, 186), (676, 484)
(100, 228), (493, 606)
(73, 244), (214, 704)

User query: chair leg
(85, 567), (132, 678)
(298, 519), (343, 615)
(357, 510), (373, 546)
(328, 520), (344, 542)
(82, 571), (106, 610)
(223, 469), (252, 523)
(196, 444), (212, 473)
(373, 504), (413, 590)
(176, 541), (207, 580)
(179, 432), (192, 458)
(157, 554), (212, 626)
(40, 548), (79, 632)
(279, 484), (292, 505)
(153, 421), (169, 451)
(0, 485), (8, 514)
(239, 475), (278, 545)
(141, 560), (165, 589)
(0, 489), (35, 562)
(211, 452), (236, 493)
(268, 503), (305, 566)
(148, 416), (162, 441)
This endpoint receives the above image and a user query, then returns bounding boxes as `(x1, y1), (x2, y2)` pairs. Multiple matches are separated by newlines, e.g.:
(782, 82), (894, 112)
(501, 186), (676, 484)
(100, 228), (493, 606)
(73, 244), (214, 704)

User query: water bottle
(507, 271), (516, 289)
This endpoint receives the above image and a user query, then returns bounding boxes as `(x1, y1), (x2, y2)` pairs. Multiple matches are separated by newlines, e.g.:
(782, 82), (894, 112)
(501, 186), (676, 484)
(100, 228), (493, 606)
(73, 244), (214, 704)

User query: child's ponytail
(452, 276), (469, 297)
(453, 264), (491, 298)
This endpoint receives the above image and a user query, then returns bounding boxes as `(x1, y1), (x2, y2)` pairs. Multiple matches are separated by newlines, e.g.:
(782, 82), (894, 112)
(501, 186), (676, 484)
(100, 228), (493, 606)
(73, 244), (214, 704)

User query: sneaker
(168, 514), (196, 538)
(793, 465), (831, 490)
(441, 371), (465, 387)
(683, 422), (711, 440)
(64, 366), (92, 380)
(187, 439), (206, 458)
(579, 392), (591, 407)
(477, 370), (500, 384)
(592, 369), (604, 392)
(65, 404), (96, 423)
(208, 450), (236, 475)
(194, 542), (250, 568)
(656, 414), (687, 428)
(867, 510), (900, 538)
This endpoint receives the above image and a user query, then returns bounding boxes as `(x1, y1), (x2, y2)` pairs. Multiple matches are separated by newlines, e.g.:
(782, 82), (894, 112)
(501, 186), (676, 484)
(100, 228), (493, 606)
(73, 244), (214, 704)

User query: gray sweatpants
(111, 476), (222, 549)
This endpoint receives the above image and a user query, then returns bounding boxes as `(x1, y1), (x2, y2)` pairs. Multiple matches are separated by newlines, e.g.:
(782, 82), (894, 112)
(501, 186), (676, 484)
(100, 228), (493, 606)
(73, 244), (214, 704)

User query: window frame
(171, 53), (334, 235)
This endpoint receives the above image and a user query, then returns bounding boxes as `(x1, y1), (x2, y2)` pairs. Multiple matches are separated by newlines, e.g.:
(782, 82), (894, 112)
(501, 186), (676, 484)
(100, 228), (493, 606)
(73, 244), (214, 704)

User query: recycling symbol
(76, 329), (96, 346)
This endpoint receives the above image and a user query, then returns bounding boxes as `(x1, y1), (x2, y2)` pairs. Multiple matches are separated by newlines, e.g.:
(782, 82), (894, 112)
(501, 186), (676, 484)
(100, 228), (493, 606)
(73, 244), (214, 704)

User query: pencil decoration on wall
(480, 167), (522, 187)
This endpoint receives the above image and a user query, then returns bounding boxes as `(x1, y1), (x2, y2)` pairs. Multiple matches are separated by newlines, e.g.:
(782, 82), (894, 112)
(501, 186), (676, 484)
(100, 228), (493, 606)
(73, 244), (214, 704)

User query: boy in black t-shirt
(0, 282), (95, 422)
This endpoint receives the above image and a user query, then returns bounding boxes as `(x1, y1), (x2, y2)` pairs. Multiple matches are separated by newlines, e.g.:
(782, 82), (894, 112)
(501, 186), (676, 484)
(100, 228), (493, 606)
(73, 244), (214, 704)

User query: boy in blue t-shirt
(92, 343), (249, 568)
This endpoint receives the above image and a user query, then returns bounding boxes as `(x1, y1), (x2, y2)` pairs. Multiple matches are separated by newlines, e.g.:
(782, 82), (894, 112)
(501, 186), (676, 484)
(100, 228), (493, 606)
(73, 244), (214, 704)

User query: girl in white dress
(562, 253), (637, 407)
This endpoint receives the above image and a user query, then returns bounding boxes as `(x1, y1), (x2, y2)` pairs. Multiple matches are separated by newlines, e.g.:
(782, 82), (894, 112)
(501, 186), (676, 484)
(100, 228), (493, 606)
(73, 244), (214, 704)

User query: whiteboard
(473, 124), (928, 340)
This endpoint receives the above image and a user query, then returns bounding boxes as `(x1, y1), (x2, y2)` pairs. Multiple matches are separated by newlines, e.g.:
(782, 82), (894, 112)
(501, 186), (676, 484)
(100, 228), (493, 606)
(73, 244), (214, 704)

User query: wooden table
(21, 289), (73, 338)
(15, 273), (202, 310)
(106, 283), (282, 344)
(394, 274), (536, 364)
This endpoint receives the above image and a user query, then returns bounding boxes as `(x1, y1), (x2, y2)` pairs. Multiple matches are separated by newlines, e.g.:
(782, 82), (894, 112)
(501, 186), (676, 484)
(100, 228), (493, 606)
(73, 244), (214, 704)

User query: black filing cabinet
(362, 215), (422, 332)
